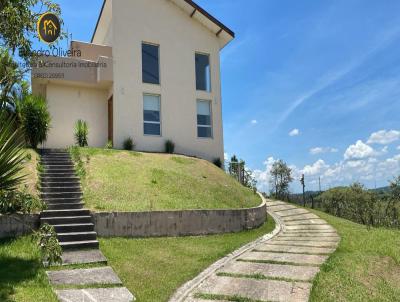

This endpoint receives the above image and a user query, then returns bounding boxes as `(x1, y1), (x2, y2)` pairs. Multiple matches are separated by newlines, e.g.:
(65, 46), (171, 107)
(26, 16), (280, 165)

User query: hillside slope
(72, 148), (261, 212)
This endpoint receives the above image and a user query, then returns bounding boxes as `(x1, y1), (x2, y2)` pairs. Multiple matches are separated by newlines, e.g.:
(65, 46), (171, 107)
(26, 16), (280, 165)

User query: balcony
(31, 41), (113, 88)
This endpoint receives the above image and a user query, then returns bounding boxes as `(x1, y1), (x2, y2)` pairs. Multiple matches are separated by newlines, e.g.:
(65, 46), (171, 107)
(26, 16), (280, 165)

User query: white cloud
(289, 128), (300, 136)
(367, 130), (400, 144)
(250, 119), (258, 125)
(310, 147), (338, 155)
(301, 159), (329, 176)
(397, 146), (400, 150)
(224, 152), (229, 161)
(344, 140), (375, 160)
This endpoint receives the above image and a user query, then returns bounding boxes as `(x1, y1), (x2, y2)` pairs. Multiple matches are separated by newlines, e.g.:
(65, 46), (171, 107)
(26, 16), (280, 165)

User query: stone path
(170, 199), (340, 302)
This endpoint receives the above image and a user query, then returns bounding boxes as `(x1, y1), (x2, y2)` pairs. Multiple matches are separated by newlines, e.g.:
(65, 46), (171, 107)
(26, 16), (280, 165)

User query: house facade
(31, 0), (234, 161)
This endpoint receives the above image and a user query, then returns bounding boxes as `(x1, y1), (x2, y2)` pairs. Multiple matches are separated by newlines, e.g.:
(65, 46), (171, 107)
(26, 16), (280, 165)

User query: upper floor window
(197, 100), (212, 138)
(142, 43), (160, 84)
(195, 53), (211, 92)
(143, 94), (161, 136)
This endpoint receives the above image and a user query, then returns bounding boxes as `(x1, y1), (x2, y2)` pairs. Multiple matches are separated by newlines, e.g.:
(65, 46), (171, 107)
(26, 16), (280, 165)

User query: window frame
(195, 52), (211, 92)
(196, 99), (213, 139)
(143, 93), (162, 136)
(141, 42), (160, 85)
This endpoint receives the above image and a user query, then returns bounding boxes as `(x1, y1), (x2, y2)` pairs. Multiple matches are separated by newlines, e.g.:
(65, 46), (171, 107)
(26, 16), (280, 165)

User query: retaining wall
(92, 201), (266, 237)
(0, 214), (39, 238)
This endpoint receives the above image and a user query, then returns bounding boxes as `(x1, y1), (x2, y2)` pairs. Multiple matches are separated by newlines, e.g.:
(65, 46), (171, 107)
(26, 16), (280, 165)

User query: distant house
(31, 0), (234, 161)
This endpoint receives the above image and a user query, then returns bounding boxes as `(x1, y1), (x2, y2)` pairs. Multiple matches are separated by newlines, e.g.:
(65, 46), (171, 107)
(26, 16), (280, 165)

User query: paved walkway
(171, 199), (340, 302)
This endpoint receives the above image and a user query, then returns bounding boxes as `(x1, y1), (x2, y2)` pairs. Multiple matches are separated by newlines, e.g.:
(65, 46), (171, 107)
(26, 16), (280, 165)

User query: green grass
(19, 149), (39, 198)
(100, 216), (276, 302)
(0, 236), (56, 302)
(309, 208), (400, 302)
(74, 147), (261, 212)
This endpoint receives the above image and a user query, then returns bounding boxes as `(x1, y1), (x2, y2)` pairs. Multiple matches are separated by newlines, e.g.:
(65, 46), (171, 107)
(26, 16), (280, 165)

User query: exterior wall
(0, 214), (39, 238)
(71, 41), (112, 61)
(93, 201), (266, 237)
(45, 84), (109, 148)
(111, 0), (224, 161)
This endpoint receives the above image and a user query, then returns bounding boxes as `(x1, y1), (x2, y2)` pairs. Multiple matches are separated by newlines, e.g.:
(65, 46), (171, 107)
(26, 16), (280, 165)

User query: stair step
(41, 209), (90, 218)
(47, 202), (84, 210)
(42, 169), (75, 174)
(41, 186), (81, 193)
(42, 197), (83, 204)
(60, 240), (99, 250)
(41, 181), (80, 187)
(53, 223), (94, 233)
(41, 176), (80, 183)
(41, 192), (82, 199)
(41, 215), (92, 225)
(57, 231), (97, 242)
(40, 172), (76, 178)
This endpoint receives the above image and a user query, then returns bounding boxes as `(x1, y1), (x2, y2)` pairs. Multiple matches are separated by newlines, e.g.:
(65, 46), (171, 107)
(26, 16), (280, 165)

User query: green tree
(0, 0), (63, 60)
(0, 48), (23, 109)
(269, 159), (293, 200)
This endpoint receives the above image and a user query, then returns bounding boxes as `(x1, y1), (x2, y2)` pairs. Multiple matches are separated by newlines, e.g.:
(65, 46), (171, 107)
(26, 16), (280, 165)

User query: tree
(0, 48), (23, 109)
(0, 0), (63, 61)
(269, 159), (293, 200)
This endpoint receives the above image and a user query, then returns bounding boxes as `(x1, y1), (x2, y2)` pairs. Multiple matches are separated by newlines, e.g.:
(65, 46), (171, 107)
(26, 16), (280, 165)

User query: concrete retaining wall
(0, 214), (39, 238)
(92, 201), (267, 237)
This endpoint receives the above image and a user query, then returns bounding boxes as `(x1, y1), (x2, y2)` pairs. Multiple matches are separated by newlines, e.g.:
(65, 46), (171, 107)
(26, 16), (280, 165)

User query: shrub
(18, 95), (51, 148)
(165, 140), (175, 154)
(123, 137), (134, 150)
(34, 224), (62, 266)
(0, 189), (45, 214)
(213, 157), (222, 168)
(74, 119), (88, 147)
(0, 111), (27, 191)
(105, 140), (113, 149)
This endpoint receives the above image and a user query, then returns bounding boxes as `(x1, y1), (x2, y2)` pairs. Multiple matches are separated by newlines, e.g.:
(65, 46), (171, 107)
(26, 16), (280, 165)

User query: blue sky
(31, 0), (400, 193)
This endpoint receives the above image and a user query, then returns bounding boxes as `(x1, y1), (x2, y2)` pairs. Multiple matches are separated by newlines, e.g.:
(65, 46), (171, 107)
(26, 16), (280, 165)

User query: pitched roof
(91, 0), (234, 46)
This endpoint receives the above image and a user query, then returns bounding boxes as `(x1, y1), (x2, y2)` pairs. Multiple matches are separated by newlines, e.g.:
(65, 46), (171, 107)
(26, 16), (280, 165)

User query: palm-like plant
(0, 111), (26, 191)
(74, 120), (88, 147)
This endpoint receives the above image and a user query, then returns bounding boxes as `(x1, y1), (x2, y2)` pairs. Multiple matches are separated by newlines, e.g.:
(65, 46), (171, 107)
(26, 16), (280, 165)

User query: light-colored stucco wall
(45, 84), (108, 148)
(111, 0), (224, 161)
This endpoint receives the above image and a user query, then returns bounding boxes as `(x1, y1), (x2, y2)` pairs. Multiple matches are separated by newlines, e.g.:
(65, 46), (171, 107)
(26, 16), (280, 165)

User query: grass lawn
(74, 147), (261, 212)
(0, 236), (57, 302)
(100, 216), (275, 302)
(309, 209), (400, 302)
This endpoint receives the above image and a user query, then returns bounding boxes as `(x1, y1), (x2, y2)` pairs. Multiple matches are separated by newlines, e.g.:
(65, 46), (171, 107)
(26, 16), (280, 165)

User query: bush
(165, 140), (175, 154)
(0, 189), (45, 214)
(74, 119), (88, 147)
(69, 146), (87, 178)
(123, 137), (134, 150)
(0, 111), (26, 191)
(316, 182), (399, 228)
(105, 140), (113, 149)
(18, 95), (51, 148)
(34, 224), (62, 266)
(213, 157), (222, 168)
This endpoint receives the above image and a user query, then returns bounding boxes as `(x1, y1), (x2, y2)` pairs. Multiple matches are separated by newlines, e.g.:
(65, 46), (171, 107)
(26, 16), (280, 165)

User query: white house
(31, 0), (234, 161)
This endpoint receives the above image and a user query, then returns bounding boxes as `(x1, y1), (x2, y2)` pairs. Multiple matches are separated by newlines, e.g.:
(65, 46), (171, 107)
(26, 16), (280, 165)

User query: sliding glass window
(143, 94), (161, 136)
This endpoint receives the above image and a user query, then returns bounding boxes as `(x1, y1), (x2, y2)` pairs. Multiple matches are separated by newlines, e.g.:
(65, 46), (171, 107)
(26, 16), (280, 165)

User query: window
(195, 53), (211, 91)
(143, 94), (161, 135)
(197, 100), (212, 138)
(142, 43), (160, 84)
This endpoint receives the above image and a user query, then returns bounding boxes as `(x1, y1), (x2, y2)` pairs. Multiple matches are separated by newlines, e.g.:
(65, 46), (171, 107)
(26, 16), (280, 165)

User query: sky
(30, 0), (400, 193)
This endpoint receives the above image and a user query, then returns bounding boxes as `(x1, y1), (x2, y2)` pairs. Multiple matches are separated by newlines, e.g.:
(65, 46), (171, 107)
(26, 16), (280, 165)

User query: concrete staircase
(40, 149), (99, 250)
